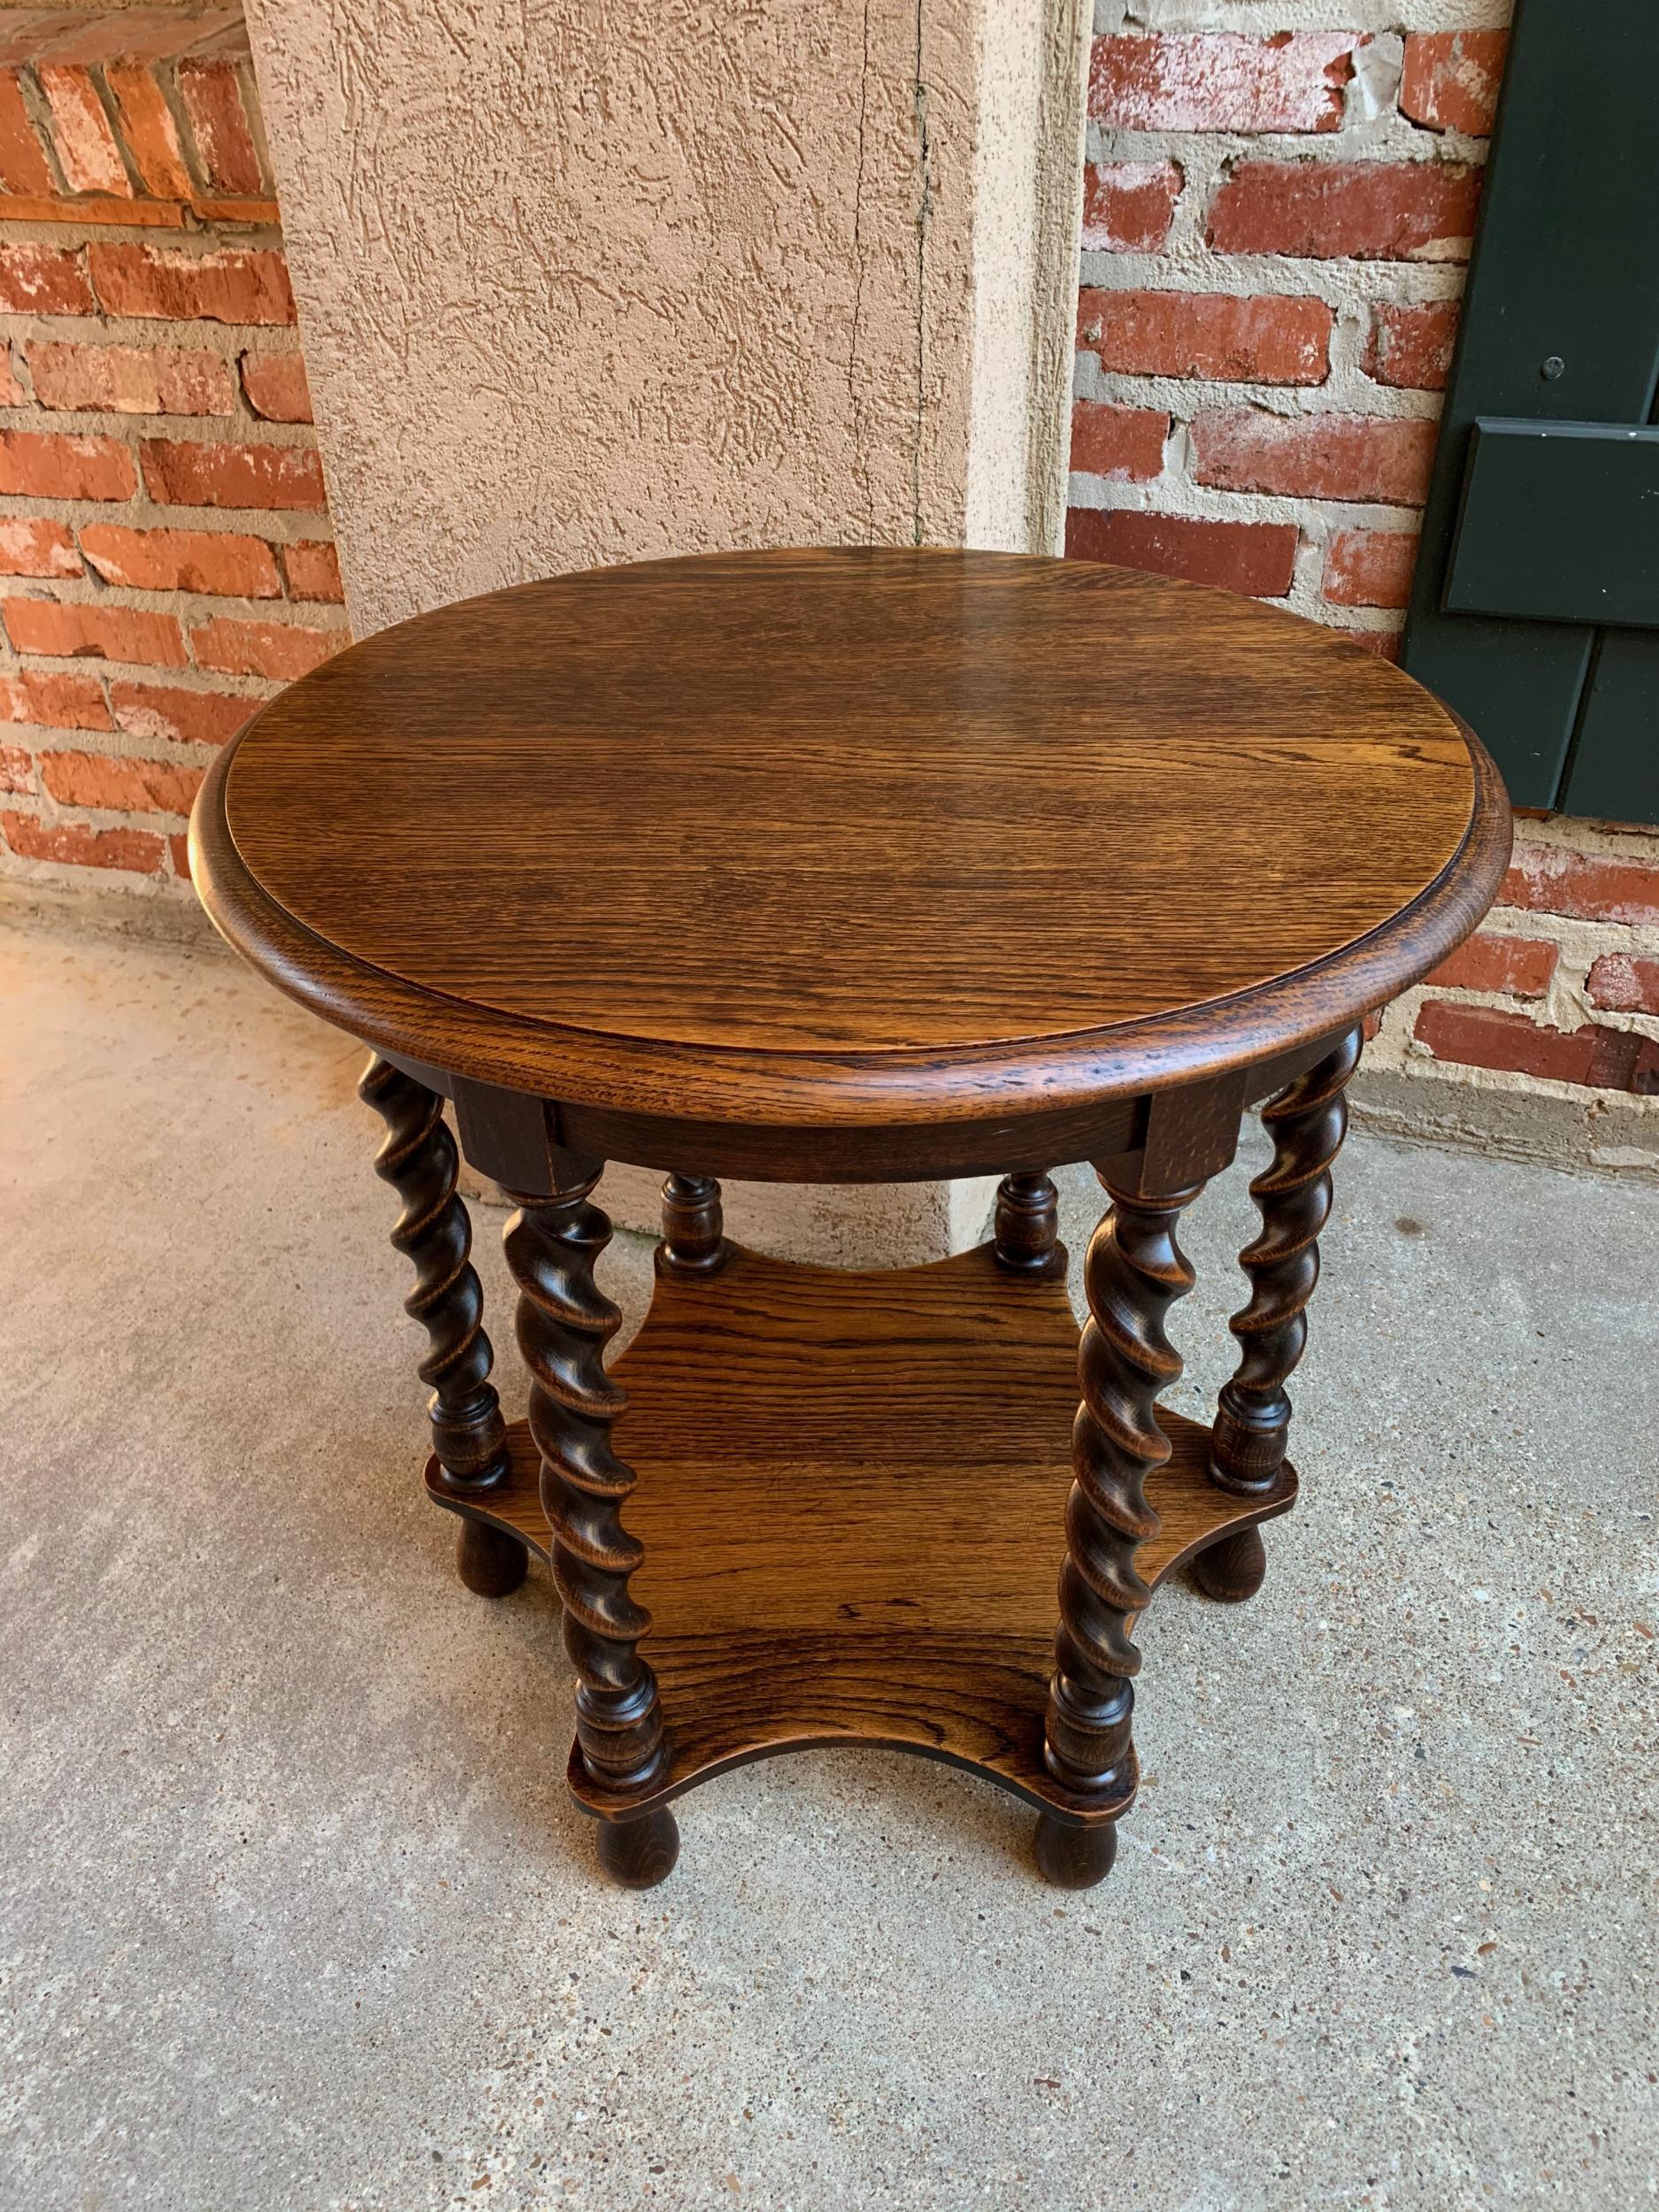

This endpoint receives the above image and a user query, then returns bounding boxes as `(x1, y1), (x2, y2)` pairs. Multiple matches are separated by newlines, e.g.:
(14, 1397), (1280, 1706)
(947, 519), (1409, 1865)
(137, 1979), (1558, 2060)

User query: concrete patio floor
(2, 912), (1655, 2212)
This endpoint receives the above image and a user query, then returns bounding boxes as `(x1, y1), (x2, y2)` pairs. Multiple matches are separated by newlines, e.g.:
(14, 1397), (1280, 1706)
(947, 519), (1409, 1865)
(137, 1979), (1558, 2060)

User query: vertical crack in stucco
(910, 0), (932, 547)
(849, 0), (874, 538)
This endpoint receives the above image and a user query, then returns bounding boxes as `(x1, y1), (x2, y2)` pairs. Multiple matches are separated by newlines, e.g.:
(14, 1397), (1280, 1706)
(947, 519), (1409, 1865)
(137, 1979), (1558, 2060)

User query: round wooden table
(191, 547), (1510, 1892)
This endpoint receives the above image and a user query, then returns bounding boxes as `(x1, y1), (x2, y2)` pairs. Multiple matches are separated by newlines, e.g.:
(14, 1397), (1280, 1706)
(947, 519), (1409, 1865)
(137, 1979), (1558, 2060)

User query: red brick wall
(1068, 11), (1658, 1148)
(0, 5), (346, 896)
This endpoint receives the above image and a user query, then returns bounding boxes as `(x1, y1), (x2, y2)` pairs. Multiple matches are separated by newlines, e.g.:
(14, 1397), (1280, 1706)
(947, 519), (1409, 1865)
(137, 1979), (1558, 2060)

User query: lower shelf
(426, 1241), (1295, 1826)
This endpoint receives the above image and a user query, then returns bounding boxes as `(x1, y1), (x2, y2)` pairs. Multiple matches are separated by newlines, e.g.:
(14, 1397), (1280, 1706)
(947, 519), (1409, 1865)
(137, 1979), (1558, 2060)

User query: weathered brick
(1192, 411), (1438, 505)
(1414, 1001), (1657, 1093)
(1070, 402), (1168, 483)
(1586, 953), (1659, 1016)
(281, 538), (344, 603)
(1366, 300), (1459, 391)
(36, 63), (134, 196)
(1089, 33), (1355, 133)
(1501, 845), (1659, 927)
(0, 667), (111, 732)
(1425, 931), (1557, 997)
(0, 741), (31, 793)
(141, 437), (326, 511)
(1323, 528), (1418, 609)
(0, 66), (55, 194)
(0, 353), (20, 405)
(239, 349), (313, 423)
(1208, 160), (1482, 262)
(0, 517), (82, 579)
(1334, 627), (1402, 661)
(88, 242), (296, 325)
(1400, 31), (1508, 137)
(109, 677), (251, 748)
(1078, 286), (1331, 386)
(32, 9), (235, 67)
(1080, 160), (1183, 253)
(177, 54), (264, 195)
(0, 428), (136, 501)
(3, 597), (188, 668)
(0, 241), (96, 316)
(104, 58), (193, 198)
(80, 523), (282, 597)
(41, 748), (204, 815)
(1, 808), (165, 872)
(189, 615), (344, 680)
(1066, 507), (1298, 596)
(27, 338), (235, 415)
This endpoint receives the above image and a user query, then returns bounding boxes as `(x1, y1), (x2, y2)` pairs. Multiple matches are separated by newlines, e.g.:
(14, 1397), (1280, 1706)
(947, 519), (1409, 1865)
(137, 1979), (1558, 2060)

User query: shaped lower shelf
(426, 1240), (1295, 1825)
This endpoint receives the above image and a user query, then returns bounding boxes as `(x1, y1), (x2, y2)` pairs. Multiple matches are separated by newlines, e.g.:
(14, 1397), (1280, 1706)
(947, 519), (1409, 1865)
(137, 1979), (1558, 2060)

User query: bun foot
(455, 1517), (529, 1598)
(1191, 1525), (1267, 1604)
(596, 1806), (680, 1889)
(1033, 1814), (1118, 1890)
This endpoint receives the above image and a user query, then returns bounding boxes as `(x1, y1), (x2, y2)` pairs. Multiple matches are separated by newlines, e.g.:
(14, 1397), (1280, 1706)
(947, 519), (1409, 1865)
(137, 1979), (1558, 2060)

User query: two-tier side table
(190, 547), (1509, 1892)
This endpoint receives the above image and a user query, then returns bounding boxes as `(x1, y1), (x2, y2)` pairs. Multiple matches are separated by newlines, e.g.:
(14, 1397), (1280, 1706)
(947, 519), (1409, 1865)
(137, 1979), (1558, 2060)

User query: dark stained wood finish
(358, 1055), (509, 1494)
(993, 1171), (1065, 1279)
(659, 1173), (726, 1274)
(1033, 1814), (1118, 1890)
(501, 1171), (667, 1796)
(1210, 1027), (1362, 1495)
(456, 1516), (529, 1599)
(595, 1806), (680, 1889)
(425, 1243), (1297, 1830)
(192, 549), (1512, 1133)
(1190, 1525), (1268, 1604)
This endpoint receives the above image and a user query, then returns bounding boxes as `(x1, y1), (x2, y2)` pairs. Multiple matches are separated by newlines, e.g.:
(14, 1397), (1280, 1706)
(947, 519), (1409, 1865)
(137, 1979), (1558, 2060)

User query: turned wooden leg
(1039, 1170), (1203, 1886)
(596, 1806), (680, 1888)
(993, 1171), (1066, 1279)
(660, 1172), (726, 1274)
(503, 1167), (669, 1816)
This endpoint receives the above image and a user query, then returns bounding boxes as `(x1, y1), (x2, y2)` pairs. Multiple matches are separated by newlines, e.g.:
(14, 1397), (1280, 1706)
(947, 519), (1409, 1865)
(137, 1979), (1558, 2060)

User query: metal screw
(1541, 356), (1566, 380)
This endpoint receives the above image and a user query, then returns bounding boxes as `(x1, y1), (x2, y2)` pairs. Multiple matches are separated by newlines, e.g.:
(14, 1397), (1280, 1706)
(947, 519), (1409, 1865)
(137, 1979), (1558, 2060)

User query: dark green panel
(1446, 419), (1659, 627)
(1561, 634), (1659, 823)
(1402, 0), (1659, 809)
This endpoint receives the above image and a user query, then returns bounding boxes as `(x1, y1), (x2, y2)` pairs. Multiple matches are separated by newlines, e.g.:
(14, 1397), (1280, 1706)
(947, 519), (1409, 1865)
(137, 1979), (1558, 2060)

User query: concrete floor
(2, 915), (1655, 2212)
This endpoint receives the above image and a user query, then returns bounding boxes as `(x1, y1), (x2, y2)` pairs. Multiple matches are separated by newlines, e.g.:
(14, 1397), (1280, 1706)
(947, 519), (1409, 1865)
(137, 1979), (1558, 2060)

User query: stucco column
(243, 0), (1090, 1264)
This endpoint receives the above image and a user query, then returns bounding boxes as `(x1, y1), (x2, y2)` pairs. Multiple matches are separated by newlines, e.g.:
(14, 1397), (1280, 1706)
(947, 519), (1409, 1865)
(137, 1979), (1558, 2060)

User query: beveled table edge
(188, 699), (1510, 1132)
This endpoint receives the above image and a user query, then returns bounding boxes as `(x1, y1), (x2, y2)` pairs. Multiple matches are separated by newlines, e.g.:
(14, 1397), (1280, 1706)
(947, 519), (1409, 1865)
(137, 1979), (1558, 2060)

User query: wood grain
(192, 548), (1513, 1128)
(426, 1242), (1296, 1826)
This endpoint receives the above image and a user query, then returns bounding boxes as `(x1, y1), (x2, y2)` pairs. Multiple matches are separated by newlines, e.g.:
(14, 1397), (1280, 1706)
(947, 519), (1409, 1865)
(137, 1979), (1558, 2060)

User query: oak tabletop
(192, 546), (1509, 1125)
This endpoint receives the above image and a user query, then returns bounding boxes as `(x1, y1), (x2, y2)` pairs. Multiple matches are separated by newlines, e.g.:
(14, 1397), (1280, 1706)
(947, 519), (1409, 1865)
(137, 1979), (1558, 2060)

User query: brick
(0, 667), (111, 732)
(0, 741), (30, 793)
(189, 615), (344, 680)
(281, 538), (344, 603)
(109, 678), (251, 748)
(1089, 33), (1355, 133)
(1208, 160), (1482, 263)
(1, 809), (165, 872)
(1333, 626), (1402, 661)
(80, 523), (282, 597)
(104, 58), (193, 199)
(0, 353), (20, 405)
(26, 338), (235, 415)
(4, 597), (188, 667)
(239, 350), (313, 423)
(1366, 300), (1459, 391)
(1425, 931), (1557, 997)
(1400, 31), (1508, 137)
(1586, 953), (1659, 1016)
(1191, 411), (1438, 505)
(1501, 845), (1659, 928)
(1080, 160), (1183, 253)
(1070, 402), (1167, 483)
(0, 517), (81, 579)
(32, 9), (236, 67)
(1078, 286), (1331, 386)
(1066, 507), (1299, 597)
(36, 63), (134, 196)
(0, 66), (55, 194)
(1323, 528), (1418, 609)
(1413, 1001), (1657, 1094)
(41, 748), (204, 815)
(141, 436), (326, 511)
(0, 241), (95, 316)
(88, 242), (296, 325)
(0, 428), (136, 501)
(176, 54), (263, 195)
